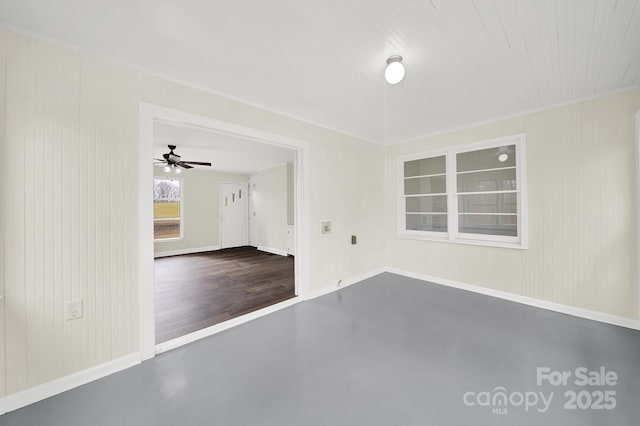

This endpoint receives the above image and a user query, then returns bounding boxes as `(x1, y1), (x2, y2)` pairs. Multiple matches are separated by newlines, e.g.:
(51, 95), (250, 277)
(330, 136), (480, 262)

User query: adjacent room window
(154, 178), (182, 240)
(398, 134), (526, 248)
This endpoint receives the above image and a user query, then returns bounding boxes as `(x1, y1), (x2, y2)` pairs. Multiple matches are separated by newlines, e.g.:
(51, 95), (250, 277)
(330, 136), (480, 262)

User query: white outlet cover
(65, 298), (83, 321)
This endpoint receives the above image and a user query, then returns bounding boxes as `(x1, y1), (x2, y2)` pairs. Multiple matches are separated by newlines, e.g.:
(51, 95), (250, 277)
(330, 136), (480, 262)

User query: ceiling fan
(154, 145), (212, 174)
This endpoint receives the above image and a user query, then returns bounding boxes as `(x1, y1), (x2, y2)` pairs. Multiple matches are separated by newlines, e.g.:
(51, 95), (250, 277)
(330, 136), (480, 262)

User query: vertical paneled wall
(2, 32), (139, 395)
(0, 30), (7, 397)
(386, 89), (640, 319)
(0, 29), (387, 396)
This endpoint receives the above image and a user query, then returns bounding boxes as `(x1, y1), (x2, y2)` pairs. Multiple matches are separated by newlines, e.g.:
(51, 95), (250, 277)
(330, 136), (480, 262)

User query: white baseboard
(257, 245), (288, 257)
(308, 267), (387, 300)
(154, 245), (220, 258)
(0, 352), (141, 415)
(386, 267), (640, 331)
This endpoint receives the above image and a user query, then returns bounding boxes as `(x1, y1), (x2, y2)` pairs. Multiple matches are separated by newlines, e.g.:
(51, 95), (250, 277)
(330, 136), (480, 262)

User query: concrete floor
(1, 273), (639, 425)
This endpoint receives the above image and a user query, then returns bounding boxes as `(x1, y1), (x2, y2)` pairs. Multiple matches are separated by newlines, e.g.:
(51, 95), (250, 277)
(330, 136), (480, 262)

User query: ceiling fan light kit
(154, 144), (212, 173)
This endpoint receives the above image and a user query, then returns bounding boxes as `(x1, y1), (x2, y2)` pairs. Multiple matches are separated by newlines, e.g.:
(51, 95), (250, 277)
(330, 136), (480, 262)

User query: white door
(248, 177), (257, 246)
(220, 182), (249, 249)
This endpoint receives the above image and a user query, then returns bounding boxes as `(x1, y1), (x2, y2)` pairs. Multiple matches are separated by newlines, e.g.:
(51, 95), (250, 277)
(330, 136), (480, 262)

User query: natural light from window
(398, 134), (526, 249)
(154, 178), (182, 240)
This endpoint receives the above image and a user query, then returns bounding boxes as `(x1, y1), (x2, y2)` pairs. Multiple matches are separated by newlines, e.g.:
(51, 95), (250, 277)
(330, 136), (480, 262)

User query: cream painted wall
(0, 29), (386, 396)
(153, 169), (248, 254)
(386, 89), (640, 320)
(251, 165), (288, 252)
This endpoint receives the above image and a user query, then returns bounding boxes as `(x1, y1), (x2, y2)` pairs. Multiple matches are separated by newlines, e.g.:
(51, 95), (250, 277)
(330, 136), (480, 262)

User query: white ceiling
(153, 121), (295, 175)
(1, 0), (639, 144)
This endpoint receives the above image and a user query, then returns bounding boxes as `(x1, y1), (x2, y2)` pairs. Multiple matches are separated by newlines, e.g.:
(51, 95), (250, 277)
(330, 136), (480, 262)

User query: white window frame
(398, 134), (527, 249)
(153, 176), (184, 242)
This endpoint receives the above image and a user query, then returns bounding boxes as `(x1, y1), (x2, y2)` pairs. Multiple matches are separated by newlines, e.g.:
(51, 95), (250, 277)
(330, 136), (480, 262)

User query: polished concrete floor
(1, 273), (639, 425)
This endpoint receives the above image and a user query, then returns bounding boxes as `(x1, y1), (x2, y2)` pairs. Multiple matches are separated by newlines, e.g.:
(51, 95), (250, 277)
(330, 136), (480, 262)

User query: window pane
(458, 193), (517, 214)
(458, 214), (517, 237)
(154, 178), (181, 239)
(154, 220), (181, 239)
(154, 201), (180, 219)
(404, 155), (445, 177)
(153, 178), (181, 203)
(457, 168), (516, 193)
(457, 145), (516, 172)
(406, 214), (447, 232)
(406, 195), (447, 213)
(404, 175), (446, 195)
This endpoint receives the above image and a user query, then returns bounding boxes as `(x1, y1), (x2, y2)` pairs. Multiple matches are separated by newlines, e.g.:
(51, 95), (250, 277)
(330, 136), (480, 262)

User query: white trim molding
(308, 268), (387, 300)
(0, 353), (141, 415)
(139, 102), (311, 361)
(389, 85), (640, 146)
(636, 109), (640, 321)
(154, 245), (221, 258)
(257, 246), (288, 257)
(386, 267), (640, 331)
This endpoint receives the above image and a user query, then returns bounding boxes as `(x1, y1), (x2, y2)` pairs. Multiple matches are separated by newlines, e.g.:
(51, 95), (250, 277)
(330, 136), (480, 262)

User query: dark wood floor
(154, 246), (295, 343)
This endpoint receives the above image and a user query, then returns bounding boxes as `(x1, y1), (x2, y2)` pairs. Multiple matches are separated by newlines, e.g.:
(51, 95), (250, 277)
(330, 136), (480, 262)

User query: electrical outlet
(65, 299), (83, 321)
(320, 220), (332, 235)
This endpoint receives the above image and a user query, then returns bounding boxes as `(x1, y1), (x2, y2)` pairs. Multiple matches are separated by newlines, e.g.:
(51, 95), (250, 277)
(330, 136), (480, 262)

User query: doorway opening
(139, 104), (309, 359)
(152, 122), (298, 345)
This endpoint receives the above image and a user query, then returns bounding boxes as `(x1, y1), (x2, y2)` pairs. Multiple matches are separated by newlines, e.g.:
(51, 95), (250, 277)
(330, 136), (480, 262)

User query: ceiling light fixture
(498, 147), (509, 162)
(163, 165), (171, 173)
(385, 55), (405, 85)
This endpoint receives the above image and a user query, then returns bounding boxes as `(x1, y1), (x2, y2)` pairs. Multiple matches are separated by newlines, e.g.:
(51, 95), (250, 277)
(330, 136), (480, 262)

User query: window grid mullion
(455, 165), (516, 175)
(446, 151), (457, 240)
(404, 193), (447, 197)
(456, 190), (518, 195)
(404, 172), (446, 180)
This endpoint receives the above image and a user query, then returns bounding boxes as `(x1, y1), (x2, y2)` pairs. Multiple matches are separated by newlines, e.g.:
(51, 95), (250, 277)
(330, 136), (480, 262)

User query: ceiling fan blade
(177, 162), (194, 169)
(181, 161), (212, 166)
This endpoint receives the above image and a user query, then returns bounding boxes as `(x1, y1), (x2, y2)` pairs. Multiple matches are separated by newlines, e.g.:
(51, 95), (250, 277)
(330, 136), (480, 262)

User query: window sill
(398, 232), (527, 250)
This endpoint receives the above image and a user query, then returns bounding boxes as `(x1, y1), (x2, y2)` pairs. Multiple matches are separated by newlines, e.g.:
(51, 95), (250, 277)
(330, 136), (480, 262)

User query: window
(154, 178), (182, 240)
(398, 134), (526, 248)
